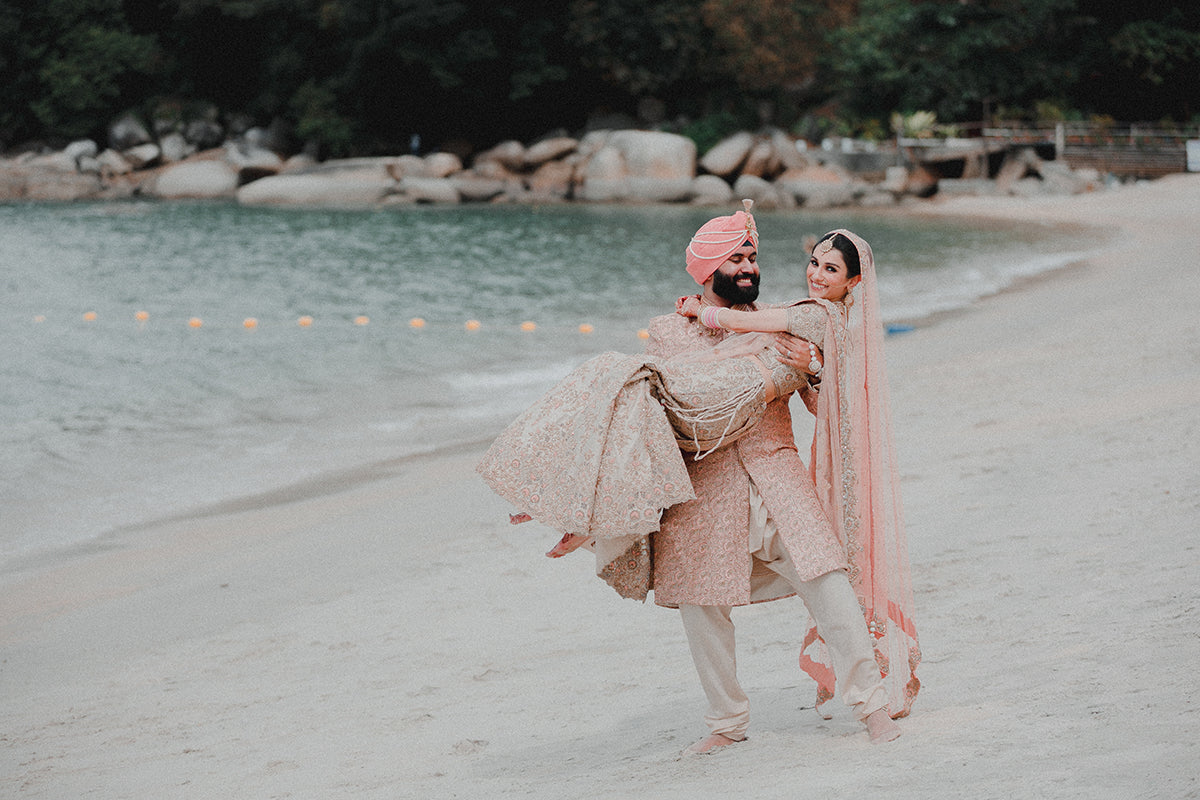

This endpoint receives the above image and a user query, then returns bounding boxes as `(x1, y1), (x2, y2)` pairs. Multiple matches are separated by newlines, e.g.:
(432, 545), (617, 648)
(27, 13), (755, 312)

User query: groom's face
(710, 243), (760, 305)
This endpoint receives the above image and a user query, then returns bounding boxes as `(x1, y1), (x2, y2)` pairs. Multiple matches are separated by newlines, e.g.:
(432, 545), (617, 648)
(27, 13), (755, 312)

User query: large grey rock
(770, 129), (809, 171)
(24, 170), (104, 201)
(581, 130), (696, 202)
(184, 119), (224, 149)
(527, 160), (574, 200)
(450, 173), (508, 202)
(65, 139), (98, 166)
(281, 153), (319, 173)
(778, 179), (858, 208)
(152, 160), (239, 199)
(242, 124), (287, 153)
(579, 145), (628, 202)
(77, 156), (102, 175)
(296, 157), (402, 175)
(475, 140), (526, 171)
(122, 143), (161, 170)
(237, 170), (396, 207)
(625, 176), (694, 203)
(27, 151), (76, 171)
(398, 176), (460, 203)
(882, 166), (909, 194)
(469, 159), (521, 182)
(422, 152), (463, 179)
(608, 130), (695, 181)
(225, 143), (284, 181)
(159, 132), (194, 163)
(732, 174), (787, 209)
(689, 174), (734, 206)
(96, 149), (133, 176)
(0, 164), (28, 199)
(1037, 160), (1091, 194)
(524, 137), (577, 168)
(700, 132), (755, 178)
(576, 130), (613, 160)
(740, 139), (782, 179)
(109, 114), (152, 150)
(776, 164), (858, 208)
(386, 155), (425, 179)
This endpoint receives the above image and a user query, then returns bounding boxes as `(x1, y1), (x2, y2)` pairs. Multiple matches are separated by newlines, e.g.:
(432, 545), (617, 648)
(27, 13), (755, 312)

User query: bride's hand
(546, 532), (594, 558)
(771, 334), (822, 375)
(675, 295), (703, 318)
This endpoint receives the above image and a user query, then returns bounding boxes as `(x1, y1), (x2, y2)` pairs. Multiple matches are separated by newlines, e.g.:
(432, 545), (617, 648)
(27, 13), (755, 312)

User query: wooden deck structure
(898, 123), (1197, 180)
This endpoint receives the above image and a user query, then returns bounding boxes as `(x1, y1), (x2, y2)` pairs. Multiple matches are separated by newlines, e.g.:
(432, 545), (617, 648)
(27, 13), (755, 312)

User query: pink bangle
(700, 306), (724, 330)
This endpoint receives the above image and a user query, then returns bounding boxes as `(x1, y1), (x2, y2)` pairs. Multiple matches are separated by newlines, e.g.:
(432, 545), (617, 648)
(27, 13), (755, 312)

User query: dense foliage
(2, 0), (1197, 155)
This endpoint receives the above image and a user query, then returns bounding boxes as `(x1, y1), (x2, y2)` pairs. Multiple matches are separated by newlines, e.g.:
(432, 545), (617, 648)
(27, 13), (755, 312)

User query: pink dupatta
(799, 230), (921, 719)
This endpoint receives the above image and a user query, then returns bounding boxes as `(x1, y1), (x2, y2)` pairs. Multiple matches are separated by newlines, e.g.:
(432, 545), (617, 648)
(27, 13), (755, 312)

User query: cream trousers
(678, 483), (888, 740)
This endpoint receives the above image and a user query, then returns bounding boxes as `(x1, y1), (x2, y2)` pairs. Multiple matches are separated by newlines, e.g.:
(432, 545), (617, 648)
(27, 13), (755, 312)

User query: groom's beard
(712, 270), (760, 305)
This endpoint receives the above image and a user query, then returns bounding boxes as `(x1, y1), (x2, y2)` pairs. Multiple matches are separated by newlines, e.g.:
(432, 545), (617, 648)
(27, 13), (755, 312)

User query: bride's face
(807, 248), (860, 301)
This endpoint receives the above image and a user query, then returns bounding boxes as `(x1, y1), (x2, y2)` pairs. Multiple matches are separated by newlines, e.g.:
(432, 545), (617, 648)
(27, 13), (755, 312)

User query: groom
(643, 205), (897, 753)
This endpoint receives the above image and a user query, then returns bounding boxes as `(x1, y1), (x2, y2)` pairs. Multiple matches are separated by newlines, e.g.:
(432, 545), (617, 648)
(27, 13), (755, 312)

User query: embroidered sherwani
(476, 304), (849, 603)
(644, 311), (847, 608)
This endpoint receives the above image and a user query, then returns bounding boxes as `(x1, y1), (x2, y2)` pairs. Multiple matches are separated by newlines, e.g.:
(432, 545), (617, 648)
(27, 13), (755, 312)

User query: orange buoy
(354, 315), (370, 326)
(465, 319), (481, 331)
(637, 328), (650, 339)
(520, 321), (536, 331)
(188, 317), (203, 328)
(135, 310), (149, 322)
(298, 315), (314, 327)
(243, 318), (258, 329)
(409, 317), (426, 329)
(83, 311), (98, 322)
(33, 315), (46, 323)
(578, 323), (594, 334)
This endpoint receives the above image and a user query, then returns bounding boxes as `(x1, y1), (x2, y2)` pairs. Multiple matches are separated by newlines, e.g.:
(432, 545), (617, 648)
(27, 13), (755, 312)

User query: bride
(477, 212), (919, 723)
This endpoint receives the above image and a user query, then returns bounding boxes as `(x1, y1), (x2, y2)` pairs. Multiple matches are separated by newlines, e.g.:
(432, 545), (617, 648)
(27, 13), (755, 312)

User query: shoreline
(3, 176), (1198, 797)
(0, 198), (1099, 573)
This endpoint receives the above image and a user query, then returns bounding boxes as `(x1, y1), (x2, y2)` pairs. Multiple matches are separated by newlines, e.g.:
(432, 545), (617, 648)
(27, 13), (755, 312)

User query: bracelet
(700, 306), (724, 330)
(807, 342), (823, 376)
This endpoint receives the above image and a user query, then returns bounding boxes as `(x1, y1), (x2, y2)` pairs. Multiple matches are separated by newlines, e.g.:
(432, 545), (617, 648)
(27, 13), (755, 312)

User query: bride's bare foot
(865, 708), (901, 744)
(682, 732), (741, 755)
(509, 513), (533, 524)
(546, 532), (593, 558)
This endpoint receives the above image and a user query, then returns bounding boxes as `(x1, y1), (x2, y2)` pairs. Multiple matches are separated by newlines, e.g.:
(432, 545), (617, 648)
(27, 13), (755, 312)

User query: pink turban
(685, 199), (758, 285)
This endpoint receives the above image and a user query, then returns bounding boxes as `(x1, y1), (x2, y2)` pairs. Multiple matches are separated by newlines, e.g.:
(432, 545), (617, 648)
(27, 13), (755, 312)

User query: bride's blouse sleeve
(784, 302), (827, 342)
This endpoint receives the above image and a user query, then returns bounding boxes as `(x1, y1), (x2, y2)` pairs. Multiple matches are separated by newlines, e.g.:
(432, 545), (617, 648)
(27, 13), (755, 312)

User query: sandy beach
(3, 174), (1199, 799)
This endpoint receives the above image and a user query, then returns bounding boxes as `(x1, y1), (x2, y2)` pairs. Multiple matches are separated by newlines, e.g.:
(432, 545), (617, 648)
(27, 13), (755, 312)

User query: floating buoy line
(32, 310), (652, 339)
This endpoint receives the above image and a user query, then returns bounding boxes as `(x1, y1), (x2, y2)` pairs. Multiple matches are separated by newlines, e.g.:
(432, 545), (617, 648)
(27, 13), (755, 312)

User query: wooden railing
(980, 122), (1197, 178)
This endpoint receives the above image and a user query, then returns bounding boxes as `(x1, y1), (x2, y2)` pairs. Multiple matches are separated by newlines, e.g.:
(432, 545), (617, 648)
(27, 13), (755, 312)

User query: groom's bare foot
(546, 532), (592, 558)
(865, 708), (901, 744)
(682, 733), (741, 755)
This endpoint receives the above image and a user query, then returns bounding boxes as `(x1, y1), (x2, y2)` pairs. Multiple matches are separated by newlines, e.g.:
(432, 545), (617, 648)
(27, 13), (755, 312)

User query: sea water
(0, 200), (1096, 563)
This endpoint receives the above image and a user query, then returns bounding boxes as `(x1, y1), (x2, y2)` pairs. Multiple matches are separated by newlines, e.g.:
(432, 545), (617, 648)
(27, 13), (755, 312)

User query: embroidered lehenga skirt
(476, 350), (774, 599)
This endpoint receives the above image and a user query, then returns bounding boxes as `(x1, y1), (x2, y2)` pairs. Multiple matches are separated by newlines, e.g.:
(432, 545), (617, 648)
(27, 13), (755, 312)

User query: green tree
(0, 0), (158, 143)
(1075, 4), (1200, 120)
(564, 0), (710, 97)
(289, 79), (354, 157)
(822, 0), (1083, 123)
(699, 0), (829, 94)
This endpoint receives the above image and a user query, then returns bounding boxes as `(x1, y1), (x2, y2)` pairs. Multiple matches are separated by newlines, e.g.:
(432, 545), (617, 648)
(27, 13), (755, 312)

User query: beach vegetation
(0, 0), (1196, 155)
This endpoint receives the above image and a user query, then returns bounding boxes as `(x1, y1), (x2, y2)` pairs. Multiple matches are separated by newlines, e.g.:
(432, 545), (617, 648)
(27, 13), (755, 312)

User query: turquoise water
(0, 200), (1096, 562)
